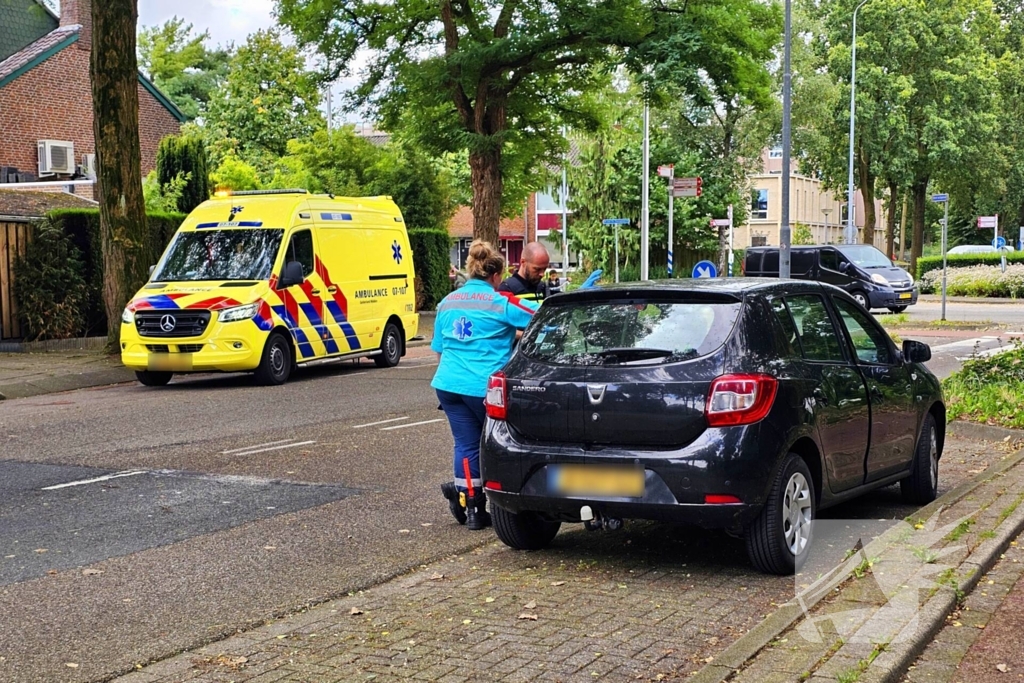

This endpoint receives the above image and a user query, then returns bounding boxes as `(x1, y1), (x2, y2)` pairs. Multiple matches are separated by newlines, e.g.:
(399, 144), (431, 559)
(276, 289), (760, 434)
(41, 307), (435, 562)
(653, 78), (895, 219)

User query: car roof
(552, 277), (826, 303)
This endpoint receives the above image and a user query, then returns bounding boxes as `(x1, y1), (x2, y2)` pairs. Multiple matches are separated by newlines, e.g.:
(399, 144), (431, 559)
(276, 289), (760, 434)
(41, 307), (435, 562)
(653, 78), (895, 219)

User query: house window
(535, 191), (560, 211)
(751, 234), (768, 247)
(840, 204), (850, 224)
(751, 189), (769, 220)
(768, 147), (783, 159)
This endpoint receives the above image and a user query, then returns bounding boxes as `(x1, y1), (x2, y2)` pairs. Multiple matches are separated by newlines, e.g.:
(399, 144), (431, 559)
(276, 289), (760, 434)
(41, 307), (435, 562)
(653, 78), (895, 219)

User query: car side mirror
(839, 261), (849, 273)
(902, 339), (931, 364)
(279, 261), (305, 288)
(149, 265), (156, 276)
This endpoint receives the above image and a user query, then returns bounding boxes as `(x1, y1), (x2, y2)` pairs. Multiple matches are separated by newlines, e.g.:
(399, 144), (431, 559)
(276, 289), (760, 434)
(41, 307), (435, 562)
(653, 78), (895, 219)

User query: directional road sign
(602, 218), (630, 225)
(978, 216), (998, 229)
(657, 165), (674, 178)
(710, 218), (731, 227)
(692, 260), (717, 279)
(993, 236), (1007, 249)
(931, 194), (948, 203)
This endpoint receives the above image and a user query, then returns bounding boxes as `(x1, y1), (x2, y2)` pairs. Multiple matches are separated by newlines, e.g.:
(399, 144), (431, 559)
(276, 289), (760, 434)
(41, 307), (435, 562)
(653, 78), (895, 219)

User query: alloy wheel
(783, 472), (813, 556)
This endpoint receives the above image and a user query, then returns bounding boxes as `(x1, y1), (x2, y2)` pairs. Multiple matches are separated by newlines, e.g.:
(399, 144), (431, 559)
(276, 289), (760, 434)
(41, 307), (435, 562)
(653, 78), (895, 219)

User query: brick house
(0, 0), (185, 195)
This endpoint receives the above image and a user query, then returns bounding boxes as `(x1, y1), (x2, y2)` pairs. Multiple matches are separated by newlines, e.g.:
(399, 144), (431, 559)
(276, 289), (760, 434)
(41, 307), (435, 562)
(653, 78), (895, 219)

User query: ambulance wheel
(135, 371), (172, 387)
(254, 332), (292, 385)
(374, 322), (402, 368)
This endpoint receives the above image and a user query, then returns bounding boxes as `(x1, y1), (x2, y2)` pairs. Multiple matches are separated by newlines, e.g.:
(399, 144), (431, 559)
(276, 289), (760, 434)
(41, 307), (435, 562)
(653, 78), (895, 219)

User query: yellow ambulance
(120, 190), (419, 386)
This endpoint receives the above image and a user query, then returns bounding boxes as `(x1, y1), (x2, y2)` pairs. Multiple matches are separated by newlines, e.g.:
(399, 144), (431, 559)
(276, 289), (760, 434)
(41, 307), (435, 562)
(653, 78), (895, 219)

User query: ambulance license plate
(148, 353), (193, 371)
(899, 292), (912, 300)
(549, 465), (645, 498)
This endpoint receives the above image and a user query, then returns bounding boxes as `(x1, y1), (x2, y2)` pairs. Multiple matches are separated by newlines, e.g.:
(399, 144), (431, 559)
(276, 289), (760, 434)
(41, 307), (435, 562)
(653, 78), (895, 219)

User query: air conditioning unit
(38, 140), (75, 176)
(80, 153), (97, 179)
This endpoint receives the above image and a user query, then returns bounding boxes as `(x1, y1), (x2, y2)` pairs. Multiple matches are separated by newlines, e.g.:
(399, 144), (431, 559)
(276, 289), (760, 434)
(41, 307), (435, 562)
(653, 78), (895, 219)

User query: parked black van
(744, 244), (917, 312)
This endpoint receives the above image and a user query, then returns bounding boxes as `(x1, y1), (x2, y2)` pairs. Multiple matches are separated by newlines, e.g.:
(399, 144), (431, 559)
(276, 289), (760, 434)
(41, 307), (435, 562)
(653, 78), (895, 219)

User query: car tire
(888, 306), (908, 313)
(254, 332), (292, 386)
(135, 370), (172, 387)
(746, 453), (816, 575)
(901, 414), (939, 504)
(492, 505), (561, 551)
(374, 322), (402, 368)
(851, 291), (870, 310)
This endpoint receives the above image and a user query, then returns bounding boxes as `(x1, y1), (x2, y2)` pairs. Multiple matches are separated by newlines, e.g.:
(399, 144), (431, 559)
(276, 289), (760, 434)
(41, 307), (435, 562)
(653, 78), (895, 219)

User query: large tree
(204, 29), (323, 171)
(137, 17), (231, 120)
(276, 0), (655, 246)
(91, 0), (149, 348)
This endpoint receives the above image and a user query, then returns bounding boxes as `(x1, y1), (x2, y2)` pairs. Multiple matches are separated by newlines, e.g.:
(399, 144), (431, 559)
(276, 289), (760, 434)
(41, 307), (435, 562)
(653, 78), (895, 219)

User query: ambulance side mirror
(149, 265), (156, 276)
(279, 261), (305, 288)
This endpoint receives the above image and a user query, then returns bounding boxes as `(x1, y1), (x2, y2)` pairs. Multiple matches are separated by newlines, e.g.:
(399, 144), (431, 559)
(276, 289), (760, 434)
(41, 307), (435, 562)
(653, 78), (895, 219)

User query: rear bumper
(480, 419), (788, 532)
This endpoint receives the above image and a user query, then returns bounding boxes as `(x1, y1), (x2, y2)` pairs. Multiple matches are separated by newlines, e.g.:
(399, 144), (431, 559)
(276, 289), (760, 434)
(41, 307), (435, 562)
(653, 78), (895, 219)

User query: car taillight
(705, 374), (778, 427)
(485, 372), (508, 420)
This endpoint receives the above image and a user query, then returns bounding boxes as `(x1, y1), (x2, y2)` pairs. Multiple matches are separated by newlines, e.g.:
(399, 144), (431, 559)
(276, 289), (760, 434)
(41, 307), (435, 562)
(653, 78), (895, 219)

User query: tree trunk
(858, 152), (876, 245)
(92, 0), (148, 349)
(469, 147), (503, 248)
(910, 178), (929, 275)
(885, 179), (899, 260)
(899, 192), (909, 262)
(718, 225), (728, 275)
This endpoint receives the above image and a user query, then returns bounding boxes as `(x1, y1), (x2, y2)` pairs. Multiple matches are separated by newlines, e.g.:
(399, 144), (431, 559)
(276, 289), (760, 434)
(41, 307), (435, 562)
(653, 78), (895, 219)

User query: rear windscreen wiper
(594, 348), (675, 364)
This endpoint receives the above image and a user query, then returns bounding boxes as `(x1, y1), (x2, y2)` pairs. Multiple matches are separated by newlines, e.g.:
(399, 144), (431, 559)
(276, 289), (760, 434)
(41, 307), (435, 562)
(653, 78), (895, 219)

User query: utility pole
(780, 0), (793, 277)
(846, 0), (871, 244)
(641, 100), (650, 281)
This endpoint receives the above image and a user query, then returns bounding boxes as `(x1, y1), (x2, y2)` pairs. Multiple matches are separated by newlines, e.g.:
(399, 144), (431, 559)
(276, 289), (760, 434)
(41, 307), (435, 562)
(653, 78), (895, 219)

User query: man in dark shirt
(498, 242), (550, 302)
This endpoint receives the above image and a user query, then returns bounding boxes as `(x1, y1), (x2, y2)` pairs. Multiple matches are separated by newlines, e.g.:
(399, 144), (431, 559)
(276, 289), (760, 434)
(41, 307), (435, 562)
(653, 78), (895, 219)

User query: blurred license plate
(899, 292), (912, 299)
(148, 353), (193, 371)
(549, 465), (644, 497)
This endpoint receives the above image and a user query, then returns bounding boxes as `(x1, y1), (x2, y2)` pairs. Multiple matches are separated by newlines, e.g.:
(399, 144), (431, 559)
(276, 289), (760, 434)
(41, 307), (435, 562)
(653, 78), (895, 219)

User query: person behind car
(546, 269), (562, 296)
(499, 242), (550, 302)
(432, 240), (540, 530)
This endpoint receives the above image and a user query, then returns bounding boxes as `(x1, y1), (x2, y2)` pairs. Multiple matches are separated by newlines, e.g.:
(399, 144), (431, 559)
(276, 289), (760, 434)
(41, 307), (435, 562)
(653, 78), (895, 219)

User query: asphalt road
(0, 302), (1017, 682)
(902, 299), (1024, 326)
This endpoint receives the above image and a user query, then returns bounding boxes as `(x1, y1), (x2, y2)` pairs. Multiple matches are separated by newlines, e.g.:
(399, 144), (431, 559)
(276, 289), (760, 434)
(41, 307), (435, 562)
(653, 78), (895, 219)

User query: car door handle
(813, 388), (828, 405)
(311, 289), (321, 295)
(327, 286), (338, 293)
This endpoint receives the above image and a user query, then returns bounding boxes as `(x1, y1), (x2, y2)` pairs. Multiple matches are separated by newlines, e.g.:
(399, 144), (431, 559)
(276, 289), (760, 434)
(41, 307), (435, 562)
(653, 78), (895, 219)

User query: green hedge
(915, 252), (1024, 280)
(44, 209), (185, 336)
(408, 228), (452, 310)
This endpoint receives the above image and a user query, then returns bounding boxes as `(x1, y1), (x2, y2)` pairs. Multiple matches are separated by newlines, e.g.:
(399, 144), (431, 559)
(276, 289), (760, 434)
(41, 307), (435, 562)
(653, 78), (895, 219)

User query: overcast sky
(137, 0), (276, 48)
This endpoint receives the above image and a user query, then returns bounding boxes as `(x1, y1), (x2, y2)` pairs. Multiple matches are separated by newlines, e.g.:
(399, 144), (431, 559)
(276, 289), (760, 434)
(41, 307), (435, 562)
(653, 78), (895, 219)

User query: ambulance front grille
(135, 311), (211, 338)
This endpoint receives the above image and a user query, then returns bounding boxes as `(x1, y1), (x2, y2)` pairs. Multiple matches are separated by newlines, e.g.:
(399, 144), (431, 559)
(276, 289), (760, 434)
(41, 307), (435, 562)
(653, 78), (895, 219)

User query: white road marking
(352, 416), (410, 429)
(42, 470), (147, 491)
(228, 441), (317, 456)
(221, 439), (296, 454)
(392, 361), (439, 370)
(930, 337), (999, 351)
(380, 418), (444, 431)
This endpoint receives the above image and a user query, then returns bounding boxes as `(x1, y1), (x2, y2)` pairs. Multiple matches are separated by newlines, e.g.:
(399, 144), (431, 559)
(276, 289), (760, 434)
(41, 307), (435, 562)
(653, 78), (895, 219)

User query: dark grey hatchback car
(479, 279), (945, 574)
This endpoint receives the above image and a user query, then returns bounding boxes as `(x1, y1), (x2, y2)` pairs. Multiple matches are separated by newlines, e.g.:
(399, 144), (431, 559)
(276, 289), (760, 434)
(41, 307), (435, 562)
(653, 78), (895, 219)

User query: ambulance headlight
(121, 307), (134, 324)
(218, 302), (261, 323)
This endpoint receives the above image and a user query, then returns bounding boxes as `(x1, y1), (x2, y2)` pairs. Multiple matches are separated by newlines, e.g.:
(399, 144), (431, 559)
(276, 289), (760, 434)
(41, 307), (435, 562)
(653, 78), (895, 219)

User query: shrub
(914, 252), (1024, 280)
(44, 209), (185, 335)
(919, 264), (1024, 298)
(407, 229), (452, 310)
(156, 133), (210, 213)
(942, 341), (1024, 428)
(12, 219), (89, 341)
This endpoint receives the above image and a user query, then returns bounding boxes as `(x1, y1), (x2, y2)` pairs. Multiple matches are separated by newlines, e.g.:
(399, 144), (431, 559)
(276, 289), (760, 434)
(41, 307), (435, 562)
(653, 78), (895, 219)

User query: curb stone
(687, 429), (1024, 683)
(0, 367), (137, 400)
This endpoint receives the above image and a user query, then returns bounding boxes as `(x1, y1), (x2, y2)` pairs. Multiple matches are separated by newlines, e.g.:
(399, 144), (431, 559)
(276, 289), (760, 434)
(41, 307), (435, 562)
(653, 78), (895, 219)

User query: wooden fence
(0, 220), (30, 340)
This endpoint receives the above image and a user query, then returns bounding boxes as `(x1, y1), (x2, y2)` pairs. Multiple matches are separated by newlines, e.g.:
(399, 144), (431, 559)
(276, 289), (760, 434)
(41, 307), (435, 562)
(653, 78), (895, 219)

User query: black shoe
(466, 493), (490, 531)
(441, 482), (466, 525)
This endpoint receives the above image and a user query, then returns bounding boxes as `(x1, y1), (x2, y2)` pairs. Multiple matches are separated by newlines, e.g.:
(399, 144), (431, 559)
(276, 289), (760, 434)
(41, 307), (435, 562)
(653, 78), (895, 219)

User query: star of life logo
(453, 316), (473, 341)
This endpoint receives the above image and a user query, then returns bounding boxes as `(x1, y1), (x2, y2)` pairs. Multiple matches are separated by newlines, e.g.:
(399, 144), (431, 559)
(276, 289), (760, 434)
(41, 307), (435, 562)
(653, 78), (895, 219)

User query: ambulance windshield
(153, 229), (284, 282)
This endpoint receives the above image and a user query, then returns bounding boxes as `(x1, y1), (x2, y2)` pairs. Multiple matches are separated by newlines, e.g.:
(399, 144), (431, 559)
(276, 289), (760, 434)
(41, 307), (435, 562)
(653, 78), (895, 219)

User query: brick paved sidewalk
(901, 532), (1024, 683)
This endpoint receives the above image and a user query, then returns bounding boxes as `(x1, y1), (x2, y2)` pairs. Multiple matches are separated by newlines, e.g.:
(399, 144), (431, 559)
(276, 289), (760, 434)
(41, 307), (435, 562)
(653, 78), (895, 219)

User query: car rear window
(519, 300), (741, 365)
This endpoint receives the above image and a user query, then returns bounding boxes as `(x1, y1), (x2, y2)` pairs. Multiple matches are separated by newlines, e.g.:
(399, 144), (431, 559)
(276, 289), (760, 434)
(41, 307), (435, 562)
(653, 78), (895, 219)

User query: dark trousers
(436, 389), (486, 493)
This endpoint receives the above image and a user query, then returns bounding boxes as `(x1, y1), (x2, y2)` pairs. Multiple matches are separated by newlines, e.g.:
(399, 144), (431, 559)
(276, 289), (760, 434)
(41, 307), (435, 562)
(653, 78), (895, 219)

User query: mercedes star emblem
(159, 314), (177, 333)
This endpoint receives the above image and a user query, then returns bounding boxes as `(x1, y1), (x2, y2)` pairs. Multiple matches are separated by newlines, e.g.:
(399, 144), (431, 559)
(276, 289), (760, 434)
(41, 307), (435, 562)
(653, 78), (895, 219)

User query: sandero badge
(479, 279), (945, 575)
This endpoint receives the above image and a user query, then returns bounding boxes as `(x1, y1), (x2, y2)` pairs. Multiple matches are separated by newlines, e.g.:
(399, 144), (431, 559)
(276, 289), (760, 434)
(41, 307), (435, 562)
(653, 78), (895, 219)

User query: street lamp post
(846, 0), (871, 245)
(779, 0), (793, 277)
(822, 208), (833, 244)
